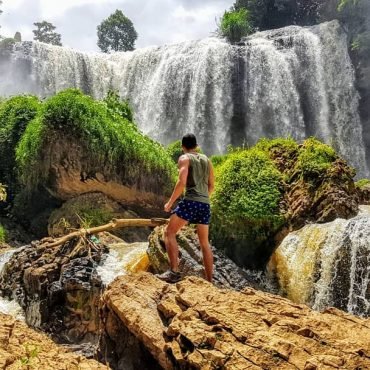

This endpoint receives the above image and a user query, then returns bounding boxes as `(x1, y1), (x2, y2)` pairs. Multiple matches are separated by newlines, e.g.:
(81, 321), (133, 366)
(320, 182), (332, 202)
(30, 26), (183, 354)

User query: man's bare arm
(164, 155), (189, 212)
(208, 160), (215, 195)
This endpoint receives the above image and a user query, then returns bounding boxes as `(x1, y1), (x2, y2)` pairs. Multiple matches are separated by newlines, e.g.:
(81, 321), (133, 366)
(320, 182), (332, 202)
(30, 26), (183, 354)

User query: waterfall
(270, 206), (370, 317)
(0, 21), (367, 176)
(97, 241), (149, 286)
(0, 250), (24, 319)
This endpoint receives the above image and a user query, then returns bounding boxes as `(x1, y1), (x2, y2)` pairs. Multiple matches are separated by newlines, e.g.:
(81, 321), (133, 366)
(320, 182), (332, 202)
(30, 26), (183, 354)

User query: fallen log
(41, 218), (169, 249)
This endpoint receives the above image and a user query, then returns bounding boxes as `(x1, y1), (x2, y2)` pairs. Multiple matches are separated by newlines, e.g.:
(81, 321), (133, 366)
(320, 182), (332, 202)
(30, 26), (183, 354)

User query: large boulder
(0, 313), (108, 369)
(0, 89), (176, 236)
(147, 225), (254, 290)
(102, 273), (370, 370)
(0, 237), (108, 345)
(211, 138), (359, 269)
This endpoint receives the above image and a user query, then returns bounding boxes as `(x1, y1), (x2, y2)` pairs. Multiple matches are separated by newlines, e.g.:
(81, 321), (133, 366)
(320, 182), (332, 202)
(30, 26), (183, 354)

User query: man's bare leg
(164, 214), (188, 272)
(197, 224), (214, 282)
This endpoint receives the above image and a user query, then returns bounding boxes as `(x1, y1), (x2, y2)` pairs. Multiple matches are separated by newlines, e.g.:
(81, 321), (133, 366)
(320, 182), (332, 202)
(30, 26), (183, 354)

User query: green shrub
(0, 224), (6, 243)
(220, 8), (252, 44)
(166, 141), (183, 163)
(78, 208), (113, 229)
(104, 89), (134, 122)
(0, 95), (40, 189)
(16, 89), (177, 193)
(211, 147), (284, 267)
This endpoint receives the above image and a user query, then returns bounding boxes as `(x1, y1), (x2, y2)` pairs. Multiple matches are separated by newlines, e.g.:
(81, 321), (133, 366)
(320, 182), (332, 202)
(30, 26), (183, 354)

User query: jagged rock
(284, 159), (359, 229)
(102, 273), (370, 370)
(148, 225), (255, 290)
(0, 313), (107, 369)
(0, 237), (108, 344)
(357, 183), (370, 205)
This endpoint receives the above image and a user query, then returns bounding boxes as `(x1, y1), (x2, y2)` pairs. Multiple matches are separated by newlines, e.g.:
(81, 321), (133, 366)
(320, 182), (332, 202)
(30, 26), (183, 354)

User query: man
(157, 133), (215, 283)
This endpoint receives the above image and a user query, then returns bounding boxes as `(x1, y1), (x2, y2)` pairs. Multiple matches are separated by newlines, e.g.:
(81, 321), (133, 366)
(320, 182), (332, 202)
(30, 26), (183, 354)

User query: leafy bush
(104, 89), (134, 122)
(16, 89), (177, 193)
(78, 208), (113, 229)
(0, 96), (40, 190)
(166, 141), (183, 164)
(220, 8), (252, 44)
(211, 146), (284, 267)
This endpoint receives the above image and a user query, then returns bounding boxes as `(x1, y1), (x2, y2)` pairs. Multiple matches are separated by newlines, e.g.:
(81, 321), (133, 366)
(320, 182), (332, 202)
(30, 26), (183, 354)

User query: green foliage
(0, 38), (16, 52)
(16, 89), (176, 193)
(78, 208), (113, 229)
(166, 141), (183, 163)
(104, 90), (134, 122)
(220, 8), (252, 43)
(0, 224), (6, 243)
(0, 96), (40, 189)
(355, 178), (370, 188)
(97, 10), (138, 53)
(211, 146), (284, 267)
(33, 21), (62, 46)
(295, 138), (337, 178)
(210, 154), (229, 167)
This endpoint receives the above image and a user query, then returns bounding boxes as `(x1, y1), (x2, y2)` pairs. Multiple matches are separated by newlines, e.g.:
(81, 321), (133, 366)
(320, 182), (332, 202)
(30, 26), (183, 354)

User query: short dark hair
(182, 133), (197, 150)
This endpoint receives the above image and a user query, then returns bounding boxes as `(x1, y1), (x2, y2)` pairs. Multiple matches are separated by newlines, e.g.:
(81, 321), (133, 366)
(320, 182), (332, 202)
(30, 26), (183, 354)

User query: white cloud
(0, 0), (233, 51)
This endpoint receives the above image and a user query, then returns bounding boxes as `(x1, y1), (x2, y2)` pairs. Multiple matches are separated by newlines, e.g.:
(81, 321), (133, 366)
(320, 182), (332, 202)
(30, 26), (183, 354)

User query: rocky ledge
(102, 273), (370, 370)
(0, 313), (108, 369)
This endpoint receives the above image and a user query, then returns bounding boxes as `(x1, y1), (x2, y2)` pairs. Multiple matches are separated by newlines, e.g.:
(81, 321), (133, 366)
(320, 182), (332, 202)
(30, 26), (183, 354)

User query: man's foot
(156, 270), (181, 283)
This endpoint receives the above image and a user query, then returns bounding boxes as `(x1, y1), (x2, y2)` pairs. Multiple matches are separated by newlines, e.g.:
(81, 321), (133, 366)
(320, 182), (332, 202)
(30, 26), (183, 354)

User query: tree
(33, 21), (62, 46)
(220, 8), (252, 44)
(97, 10), (138, 53)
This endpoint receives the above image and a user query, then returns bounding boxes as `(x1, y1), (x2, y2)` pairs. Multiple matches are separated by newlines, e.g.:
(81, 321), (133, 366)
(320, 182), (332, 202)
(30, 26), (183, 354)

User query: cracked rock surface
(103, 273), (370, 370)
(0, 313), (108, 369)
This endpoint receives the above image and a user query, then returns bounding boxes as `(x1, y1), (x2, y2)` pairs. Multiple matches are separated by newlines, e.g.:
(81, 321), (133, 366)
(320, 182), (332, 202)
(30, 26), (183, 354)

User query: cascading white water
(0, 250), (24, 319)
(270, 206), (370, 317)
(0, 20), (367, 176)
(97, 242), (149, 286)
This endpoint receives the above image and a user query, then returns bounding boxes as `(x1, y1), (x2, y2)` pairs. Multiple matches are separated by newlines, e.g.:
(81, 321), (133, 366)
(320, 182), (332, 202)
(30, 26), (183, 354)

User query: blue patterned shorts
(172, 199), (211, 225)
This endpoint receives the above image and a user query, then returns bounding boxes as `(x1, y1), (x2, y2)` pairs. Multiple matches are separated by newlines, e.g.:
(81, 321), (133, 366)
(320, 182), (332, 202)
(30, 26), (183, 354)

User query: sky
(0, 0), (234, 52)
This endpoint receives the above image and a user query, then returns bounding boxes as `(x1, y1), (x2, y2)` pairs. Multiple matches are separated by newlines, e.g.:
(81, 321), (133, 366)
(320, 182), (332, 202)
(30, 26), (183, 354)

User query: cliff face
(102, 273), (370, 370)
(0, 313), (108, 369)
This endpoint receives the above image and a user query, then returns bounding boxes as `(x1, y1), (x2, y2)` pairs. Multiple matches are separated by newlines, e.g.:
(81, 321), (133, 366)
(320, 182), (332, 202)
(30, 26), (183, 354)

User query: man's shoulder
(178, 154), (190, 165)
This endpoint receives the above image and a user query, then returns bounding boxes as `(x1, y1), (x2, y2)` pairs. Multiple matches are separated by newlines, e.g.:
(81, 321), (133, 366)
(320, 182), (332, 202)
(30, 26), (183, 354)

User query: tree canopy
(33, 21), (62, 46)
(97, 10), (138, 53)
(220, 8), (252, 43)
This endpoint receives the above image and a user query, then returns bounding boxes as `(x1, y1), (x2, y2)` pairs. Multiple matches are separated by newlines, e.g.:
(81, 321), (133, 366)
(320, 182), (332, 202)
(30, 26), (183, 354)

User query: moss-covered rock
(0, 95), (40, 195)
(0, 89), (176, 235)
(211, 137), (359, 269)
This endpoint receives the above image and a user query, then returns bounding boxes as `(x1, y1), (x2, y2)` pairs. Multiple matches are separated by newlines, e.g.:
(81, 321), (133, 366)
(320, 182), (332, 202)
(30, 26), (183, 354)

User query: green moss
(15, 89), (177, 192)
(0, 224), (6, 243)
(356, 178), (370, 188)
(295, 138), (337, 178)
(0, 95), (40, 189)
(211, 146), (284, 267)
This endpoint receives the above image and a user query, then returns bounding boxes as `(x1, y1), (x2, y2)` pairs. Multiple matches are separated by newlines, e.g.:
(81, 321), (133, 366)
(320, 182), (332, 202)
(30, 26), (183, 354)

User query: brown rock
(102, 273), (370, 370)
(0, 313), (108, 369)
(148, 225), (257, 290)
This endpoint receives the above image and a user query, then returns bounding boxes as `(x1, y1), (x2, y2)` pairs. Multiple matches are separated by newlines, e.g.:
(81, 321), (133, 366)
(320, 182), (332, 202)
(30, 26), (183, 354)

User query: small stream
(0, 249), (24, 319)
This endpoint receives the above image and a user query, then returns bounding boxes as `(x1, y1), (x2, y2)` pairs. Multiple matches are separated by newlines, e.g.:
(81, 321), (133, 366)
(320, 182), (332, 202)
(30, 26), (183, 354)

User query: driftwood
(40, 218), (169, 249)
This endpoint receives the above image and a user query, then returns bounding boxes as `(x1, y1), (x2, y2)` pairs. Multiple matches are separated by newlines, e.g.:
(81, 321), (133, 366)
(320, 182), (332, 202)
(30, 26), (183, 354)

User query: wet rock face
(0, 312), (108, 369)
(148, 225), (255, 290)
(103, 273), (370, 370)
(0, 238), (108, 344)
(282, 159), (359, 229)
